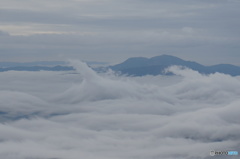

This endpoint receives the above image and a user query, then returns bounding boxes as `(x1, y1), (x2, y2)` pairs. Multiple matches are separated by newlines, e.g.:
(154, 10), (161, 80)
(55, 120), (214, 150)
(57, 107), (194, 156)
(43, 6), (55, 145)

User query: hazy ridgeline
(0, 61), (239, 159)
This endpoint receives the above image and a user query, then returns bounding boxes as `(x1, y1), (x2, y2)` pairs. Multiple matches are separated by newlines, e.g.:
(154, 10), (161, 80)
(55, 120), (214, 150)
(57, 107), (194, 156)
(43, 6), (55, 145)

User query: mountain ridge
(109, 55), (240, 76)
(0, 55), (239, 76)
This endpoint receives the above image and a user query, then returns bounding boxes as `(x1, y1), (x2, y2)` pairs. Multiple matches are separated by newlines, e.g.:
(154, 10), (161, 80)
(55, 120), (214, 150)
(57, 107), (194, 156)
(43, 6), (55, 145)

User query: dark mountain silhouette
(0, 65), (74, 72)
(109, 55), (240, 76)
(0, 61), (108, 72)
(1, 55), (239, 76)
(0, 61), (66, 67)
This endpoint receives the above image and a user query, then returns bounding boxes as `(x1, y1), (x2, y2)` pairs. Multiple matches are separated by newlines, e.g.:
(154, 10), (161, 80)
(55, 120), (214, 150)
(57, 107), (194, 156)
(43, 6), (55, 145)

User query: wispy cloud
(0, 62), (239, 159)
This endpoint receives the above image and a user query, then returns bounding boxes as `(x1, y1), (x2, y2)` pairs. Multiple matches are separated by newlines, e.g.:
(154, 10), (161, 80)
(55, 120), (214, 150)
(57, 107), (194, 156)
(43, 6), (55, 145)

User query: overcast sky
(0, 0), (240, 65)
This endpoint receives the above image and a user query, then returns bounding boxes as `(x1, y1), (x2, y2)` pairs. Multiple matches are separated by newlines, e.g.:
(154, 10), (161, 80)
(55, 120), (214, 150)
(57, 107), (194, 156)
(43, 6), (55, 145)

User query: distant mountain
(0, 61), (67, 68)
(0, 61), (108, 68)
(0, 66), (74, 72)
(1, 56), (240, 76)
(0, 61), (107, 72)
(109, 55), (240, 76)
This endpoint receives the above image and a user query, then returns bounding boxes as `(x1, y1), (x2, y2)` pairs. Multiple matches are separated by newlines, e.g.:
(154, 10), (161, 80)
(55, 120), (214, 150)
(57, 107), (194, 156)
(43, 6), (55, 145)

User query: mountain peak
(151, 54), (180, 59)
(109, 55), (240, 76)
(149, 55), (185, 65)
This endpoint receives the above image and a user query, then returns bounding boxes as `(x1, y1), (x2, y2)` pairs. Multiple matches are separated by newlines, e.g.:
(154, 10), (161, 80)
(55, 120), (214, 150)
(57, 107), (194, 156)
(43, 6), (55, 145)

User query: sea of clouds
(0, 61), (239, 159)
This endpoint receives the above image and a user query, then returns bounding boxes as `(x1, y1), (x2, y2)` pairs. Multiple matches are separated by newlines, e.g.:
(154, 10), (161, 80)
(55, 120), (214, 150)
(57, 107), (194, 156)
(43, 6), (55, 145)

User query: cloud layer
(0, 62), (239, 159)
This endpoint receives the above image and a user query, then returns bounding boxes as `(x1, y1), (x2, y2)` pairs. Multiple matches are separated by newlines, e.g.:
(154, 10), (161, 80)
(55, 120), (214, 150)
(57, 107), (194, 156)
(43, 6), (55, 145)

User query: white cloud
(0, 62), (239, 159)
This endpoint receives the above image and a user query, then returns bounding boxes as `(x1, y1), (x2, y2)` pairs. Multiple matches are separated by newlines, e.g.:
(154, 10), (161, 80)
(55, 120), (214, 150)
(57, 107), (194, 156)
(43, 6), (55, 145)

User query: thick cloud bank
(0, 62), (239, 159)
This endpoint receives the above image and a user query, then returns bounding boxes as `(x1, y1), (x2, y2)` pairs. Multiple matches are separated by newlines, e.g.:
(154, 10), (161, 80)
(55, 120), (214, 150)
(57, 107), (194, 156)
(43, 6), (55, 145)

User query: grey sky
(0, 0), (240, 65)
